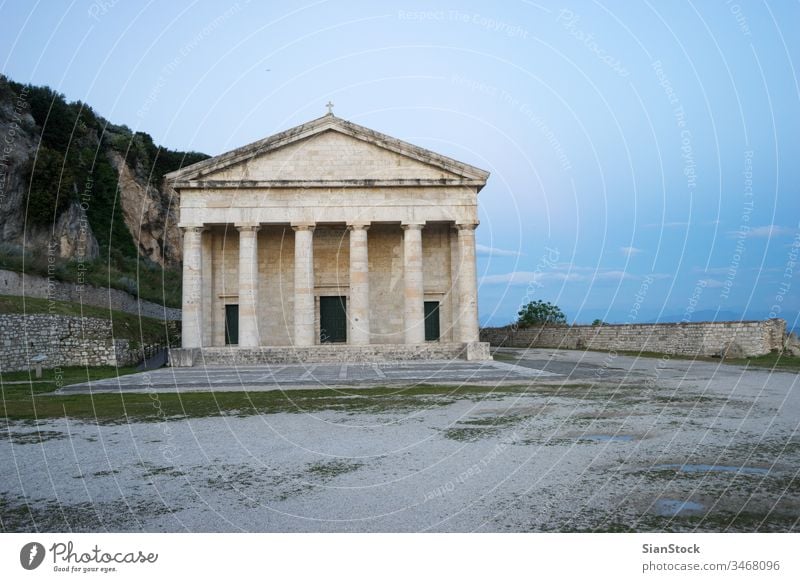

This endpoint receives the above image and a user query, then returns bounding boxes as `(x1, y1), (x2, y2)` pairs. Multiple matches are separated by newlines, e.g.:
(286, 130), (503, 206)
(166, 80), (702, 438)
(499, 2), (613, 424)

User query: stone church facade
(167, 112), (490, 365)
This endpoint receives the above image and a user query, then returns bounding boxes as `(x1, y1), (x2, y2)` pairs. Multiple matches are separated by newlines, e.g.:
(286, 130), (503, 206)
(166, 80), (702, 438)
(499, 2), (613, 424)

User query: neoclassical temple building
(167, 110), (491, 365)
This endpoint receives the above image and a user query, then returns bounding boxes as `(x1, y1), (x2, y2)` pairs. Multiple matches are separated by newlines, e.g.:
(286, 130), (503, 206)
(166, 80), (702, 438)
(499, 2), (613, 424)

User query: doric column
(402, 222), (425, 344)
(236, 224), (260, 347)
(348, 222), (370, 345)
(449, 226), (460, 342)
(456, 222), (480, 343)
(201, 230), (213, 346)
(292, 223), (316, 347)
(181, 225), (205, 348)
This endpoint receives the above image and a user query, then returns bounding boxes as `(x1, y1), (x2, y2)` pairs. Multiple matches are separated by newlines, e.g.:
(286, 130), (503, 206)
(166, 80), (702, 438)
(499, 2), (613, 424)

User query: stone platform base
(169, 342), (491, 367)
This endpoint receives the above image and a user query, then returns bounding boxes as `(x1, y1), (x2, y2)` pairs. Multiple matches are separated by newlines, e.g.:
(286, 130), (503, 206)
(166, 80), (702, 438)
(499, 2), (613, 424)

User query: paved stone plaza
(59, 358), (556, 394)
(3, 348), (798, 532)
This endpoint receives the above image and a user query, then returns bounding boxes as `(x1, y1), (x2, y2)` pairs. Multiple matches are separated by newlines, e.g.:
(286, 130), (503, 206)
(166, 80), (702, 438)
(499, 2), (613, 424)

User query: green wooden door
(320, 296), (347, 343)
(225, 304), (239, 345)
(424, 301), (440, 341)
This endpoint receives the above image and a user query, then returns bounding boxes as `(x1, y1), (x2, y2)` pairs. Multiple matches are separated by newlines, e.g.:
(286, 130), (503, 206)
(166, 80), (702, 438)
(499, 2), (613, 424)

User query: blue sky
(2, 0), (798, 327)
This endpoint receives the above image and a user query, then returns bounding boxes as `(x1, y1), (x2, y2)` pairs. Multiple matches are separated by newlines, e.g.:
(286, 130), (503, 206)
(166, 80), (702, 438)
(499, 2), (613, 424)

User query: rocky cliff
(0, 75), (207, 268)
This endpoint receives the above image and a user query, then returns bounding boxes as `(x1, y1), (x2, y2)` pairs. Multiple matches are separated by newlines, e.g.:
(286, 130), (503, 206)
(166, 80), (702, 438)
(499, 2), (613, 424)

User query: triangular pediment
(166, 115), (489, 190)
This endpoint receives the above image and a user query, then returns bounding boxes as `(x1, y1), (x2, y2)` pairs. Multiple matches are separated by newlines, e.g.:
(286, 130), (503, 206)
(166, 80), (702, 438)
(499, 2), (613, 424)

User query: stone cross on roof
(325, 101), (334, 115)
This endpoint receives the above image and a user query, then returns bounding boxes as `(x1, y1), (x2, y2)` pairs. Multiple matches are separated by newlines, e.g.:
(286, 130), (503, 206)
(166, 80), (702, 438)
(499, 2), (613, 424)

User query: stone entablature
(166, 113), (490, 359)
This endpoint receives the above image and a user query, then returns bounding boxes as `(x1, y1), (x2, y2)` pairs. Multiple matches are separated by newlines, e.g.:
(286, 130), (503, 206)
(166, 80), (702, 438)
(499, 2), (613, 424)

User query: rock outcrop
(0, 75), (206, 268)
(108, 150), (182, 266)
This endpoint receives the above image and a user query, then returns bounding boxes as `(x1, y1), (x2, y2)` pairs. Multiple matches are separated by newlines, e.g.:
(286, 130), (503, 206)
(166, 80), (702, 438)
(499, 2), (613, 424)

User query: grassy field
(0, 294), (173, 347)
(0, 249), (182, 309)
(0, 368), (526, 423)
(612, 349), (800, 371)
(495, 346), (800, 372)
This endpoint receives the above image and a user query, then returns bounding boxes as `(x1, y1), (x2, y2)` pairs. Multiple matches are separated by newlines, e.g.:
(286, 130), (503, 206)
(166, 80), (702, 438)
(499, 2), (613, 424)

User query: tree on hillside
(517, 300), (567, 327)
(25, 147), (74, 224)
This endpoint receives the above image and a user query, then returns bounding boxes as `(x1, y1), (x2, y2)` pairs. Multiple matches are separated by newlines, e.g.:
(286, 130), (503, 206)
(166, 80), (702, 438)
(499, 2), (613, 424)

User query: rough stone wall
(108, 150), (183, 267)
(0, 314), (158, 372)
(0, 269), (181, 320)
(480, 319), (787, 358)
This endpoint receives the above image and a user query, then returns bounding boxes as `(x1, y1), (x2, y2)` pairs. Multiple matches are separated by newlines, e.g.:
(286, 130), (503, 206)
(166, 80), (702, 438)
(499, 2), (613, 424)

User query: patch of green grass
(723, 352), (800, 371)
(1, 365), (139, 390)
(657, 511), (800, 532)
(653, 395), (719, 404)
(460, 415), (521, 427)
(443, 407), (537, 442)
(0, 493), (181, 532)
(0, 295), (174, 347)
(3, 429), (67, 445)
(0, 247), (183, 309)
(557, 522), (640, 533)
(443, 427), (498, 442)
(138, 461), (185, 479)
(92, 469), (120, 477)
(305, 459), (364, 479)
(491, 352), (522, 363)
(581, 347), (800, 372)
(0, 381), (535, 423)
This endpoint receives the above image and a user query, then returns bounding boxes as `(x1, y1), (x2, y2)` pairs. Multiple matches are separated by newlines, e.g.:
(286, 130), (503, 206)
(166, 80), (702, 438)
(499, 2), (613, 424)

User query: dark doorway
(225, 304), (239, 345)
(320, 296), (347, 343)
(424, 301), (440, 341)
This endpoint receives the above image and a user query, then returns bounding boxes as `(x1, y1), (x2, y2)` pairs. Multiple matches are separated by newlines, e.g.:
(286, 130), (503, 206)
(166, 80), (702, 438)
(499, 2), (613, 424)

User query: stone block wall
(480, 319), (786, 358)
(0, 314), (161, 372)
(0, 269), (181, 320)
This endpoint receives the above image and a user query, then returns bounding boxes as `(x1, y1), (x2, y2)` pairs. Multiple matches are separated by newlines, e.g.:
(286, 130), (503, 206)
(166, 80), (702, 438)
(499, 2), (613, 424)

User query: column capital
(235, 223), (261, 233)
(455, 221), (479, 231)
(291, 222), (316, 232)
(179, 224), (206, 234)
(401, 222), (425, 231)
(347, 221), (371, 231)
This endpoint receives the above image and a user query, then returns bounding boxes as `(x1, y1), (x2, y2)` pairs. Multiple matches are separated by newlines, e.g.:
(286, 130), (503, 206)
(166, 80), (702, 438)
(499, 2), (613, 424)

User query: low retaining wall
(480, 319), (786, 358)
(0, 314), (160, 372)
(169, 341), (491, 367)
(0, 269), (181, 320)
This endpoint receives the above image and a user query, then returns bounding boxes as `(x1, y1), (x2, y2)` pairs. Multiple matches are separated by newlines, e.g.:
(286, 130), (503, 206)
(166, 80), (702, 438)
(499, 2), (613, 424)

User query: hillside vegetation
(0, 75), (208, 307)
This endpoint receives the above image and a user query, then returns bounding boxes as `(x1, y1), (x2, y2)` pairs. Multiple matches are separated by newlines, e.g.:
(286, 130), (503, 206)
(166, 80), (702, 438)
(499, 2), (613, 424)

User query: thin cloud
(596, 270), (635, 281)
(620, 246), (643, 257)
(476, 244), (524, 257)
(698, 278), (725, 288)
(480, 271), (580, 285)
(644, 219), (720, 228)
(730, 224), (797, 239)
(694, 266), (731, 275)
(481, 267), (636, 286)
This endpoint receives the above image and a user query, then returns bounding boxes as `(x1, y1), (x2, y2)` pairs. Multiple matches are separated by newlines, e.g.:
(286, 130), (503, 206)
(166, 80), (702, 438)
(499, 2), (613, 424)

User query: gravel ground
(2, 349), (798, 532)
